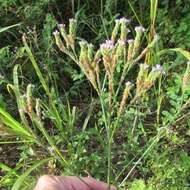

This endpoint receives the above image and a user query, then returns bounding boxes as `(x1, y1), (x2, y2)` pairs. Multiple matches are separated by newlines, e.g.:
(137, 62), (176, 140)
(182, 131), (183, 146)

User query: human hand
(34, 175), (116, 190)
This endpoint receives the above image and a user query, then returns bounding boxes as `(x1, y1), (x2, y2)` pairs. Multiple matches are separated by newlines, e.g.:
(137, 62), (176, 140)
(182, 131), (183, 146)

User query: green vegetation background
(1, 0), (190, 190)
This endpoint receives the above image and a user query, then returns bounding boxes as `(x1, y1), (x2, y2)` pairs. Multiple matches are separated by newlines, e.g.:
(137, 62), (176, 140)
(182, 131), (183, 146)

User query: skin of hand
(33, 175), (117, 190)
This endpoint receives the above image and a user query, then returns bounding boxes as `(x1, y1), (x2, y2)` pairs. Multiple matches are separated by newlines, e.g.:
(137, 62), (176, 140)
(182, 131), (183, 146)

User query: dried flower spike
(79, 41), (88, 60)
(79, 41), (98, 92)
(132, 26), (146, 58)
(140, 64), (164, 94)
(68, 18), (77, 49)
(118, 81), (133, 117)
(120, 20), (130, 41)
(115, 40), (126, 58)
(88, 43), (94, 62)
(111, 19), (120, 41)
(53, 30), (65, 52)
(58, 24), (67, 40)
(136, 63), (149, 95)
(35, 98), (41, 118)
(127, 39), (134, 61)
(69, 18), (77, 36)
(26, 84), (34, 114)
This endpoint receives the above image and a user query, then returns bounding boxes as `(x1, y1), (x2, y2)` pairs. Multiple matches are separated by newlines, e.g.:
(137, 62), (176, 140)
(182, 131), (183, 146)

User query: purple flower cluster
(100, 40), (115, 50)
(53, 30), (59, 36)
(69, 18), (77, 23)
(116, 17), (130, 24)
(125, 81), (132, 87)
(58, 24), (65, 28)
(135, 26), (145, 33)
(152, 64), (165, 74)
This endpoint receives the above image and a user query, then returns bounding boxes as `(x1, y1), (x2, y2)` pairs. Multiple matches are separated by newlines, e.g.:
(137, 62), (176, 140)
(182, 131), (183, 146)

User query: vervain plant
(53, 17), (166, 186)
(1, 2), (190, 188)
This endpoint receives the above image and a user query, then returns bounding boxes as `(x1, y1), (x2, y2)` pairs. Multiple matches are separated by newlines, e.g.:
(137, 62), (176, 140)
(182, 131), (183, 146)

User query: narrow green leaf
(0, 23), (21, 34)
(11, 158), (52, 190)
(159, 48), (190, 60)
(0, 107), (34, 139)
(22, 35), (50, 96)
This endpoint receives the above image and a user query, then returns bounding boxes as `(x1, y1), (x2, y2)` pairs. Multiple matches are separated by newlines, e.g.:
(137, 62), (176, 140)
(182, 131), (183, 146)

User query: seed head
(118, 81), (133, 117)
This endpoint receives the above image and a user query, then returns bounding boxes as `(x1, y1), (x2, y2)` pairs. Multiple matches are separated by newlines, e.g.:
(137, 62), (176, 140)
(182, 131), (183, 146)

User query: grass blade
(11, 158), (52, 190)
(158, 48), (190, 60)
(0, 23), (21, 34)
(0, 106), (34, 140)
(22, 34), (50, 96)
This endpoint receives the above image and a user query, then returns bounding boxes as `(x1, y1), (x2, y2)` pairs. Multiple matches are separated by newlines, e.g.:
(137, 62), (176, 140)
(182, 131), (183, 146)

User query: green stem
(99, 94), (111, 186)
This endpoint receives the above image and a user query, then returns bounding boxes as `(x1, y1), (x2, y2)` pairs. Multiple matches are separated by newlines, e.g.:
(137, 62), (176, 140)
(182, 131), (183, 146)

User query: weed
(1, 1), (190, 190)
